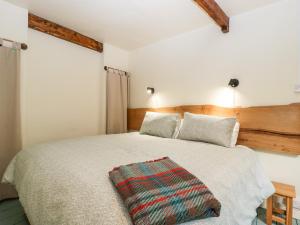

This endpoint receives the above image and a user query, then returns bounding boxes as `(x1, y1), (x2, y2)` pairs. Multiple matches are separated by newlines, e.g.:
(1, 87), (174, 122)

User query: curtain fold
(106, 70), (128, 134)
(0, 47), (21, 200)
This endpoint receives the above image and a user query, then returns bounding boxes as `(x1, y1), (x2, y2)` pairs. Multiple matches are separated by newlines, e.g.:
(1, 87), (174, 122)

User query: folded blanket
(109, 157), (221, 225)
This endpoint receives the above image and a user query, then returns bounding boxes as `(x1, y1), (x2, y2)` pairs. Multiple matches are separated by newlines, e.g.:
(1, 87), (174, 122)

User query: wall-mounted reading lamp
(228, 79), (239, 88)
(147, 87), (155, 95)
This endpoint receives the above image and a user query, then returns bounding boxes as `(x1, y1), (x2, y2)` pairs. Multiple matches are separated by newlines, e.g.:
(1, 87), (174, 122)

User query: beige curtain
(0, 47), (21, 200)
(106, 69), (128, 134)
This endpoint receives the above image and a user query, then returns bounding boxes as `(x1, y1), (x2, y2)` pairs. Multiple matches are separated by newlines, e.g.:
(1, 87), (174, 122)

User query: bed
(2, 132), (274, 225)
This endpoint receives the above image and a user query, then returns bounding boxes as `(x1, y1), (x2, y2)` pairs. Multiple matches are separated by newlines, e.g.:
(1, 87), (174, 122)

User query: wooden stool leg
(286, 197), (293, 225)
(266, 196), (273, 225)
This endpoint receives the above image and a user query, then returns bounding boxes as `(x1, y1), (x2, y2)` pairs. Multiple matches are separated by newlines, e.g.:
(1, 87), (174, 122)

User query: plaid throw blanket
(109, 157), (221, 225)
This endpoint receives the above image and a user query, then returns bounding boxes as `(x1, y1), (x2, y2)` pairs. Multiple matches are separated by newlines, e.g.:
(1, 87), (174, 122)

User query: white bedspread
(2, 133), (274, 225)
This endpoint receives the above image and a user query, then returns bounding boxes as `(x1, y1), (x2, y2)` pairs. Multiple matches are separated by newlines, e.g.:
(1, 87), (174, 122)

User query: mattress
(2, 132), (274, 225)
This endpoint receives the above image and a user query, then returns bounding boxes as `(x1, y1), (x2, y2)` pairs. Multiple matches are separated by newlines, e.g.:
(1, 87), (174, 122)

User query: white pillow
(173, 119), (183, 139)
(230, 122), (240, 148)
(140, 112), (180, 138)
(177, 113), (237, 148)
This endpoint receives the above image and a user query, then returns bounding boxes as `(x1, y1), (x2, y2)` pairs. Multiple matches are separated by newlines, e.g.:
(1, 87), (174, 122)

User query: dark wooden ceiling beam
(28, 13), (103, 52)
(193, 0), (230, 33)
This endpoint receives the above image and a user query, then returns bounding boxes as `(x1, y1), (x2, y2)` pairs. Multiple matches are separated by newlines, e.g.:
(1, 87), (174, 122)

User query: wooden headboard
(128, 103), (300, 155)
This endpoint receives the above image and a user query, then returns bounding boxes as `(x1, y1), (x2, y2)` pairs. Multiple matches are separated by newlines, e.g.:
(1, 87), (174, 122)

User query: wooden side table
(266, 181), (296, 225)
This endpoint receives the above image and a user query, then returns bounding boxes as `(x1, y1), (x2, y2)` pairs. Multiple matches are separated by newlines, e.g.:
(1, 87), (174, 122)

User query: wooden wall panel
(237, 130), (300, 155)
(237, 104), (300, 135)
(128, 103), (300, 155)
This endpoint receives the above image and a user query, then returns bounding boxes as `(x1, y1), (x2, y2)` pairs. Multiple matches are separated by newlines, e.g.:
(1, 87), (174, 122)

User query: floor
(0, 199), (299, 225)
(0, 199), (28, 225)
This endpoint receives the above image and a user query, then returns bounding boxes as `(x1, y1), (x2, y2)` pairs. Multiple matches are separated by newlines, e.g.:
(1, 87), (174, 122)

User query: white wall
(130, 0), (299, 108)
(21, 29), (104, 147)
(0, 0), (27, 43)
(129, 0), (300, 213)
(0, 1), (130, 145)
(104, 43), (129, 71)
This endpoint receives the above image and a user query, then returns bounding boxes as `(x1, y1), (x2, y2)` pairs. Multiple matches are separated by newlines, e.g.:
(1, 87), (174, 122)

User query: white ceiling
(5, 0), (281, 50)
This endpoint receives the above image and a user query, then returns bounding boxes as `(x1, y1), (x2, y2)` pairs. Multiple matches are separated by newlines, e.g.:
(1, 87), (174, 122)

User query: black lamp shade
(147, 87), (155, 94)
(228, 79), (239, 88)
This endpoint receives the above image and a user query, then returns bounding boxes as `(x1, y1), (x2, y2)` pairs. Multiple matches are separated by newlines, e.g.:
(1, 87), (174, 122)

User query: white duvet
(2, 133), (274, 225)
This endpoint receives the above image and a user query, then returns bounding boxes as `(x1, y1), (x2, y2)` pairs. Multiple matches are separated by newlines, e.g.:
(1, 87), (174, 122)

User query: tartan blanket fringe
(109, 157), (221, 225)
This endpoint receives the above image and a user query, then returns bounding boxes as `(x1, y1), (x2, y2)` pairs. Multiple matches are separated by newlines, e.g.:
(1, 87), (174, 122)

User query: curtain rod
(104, 66), (128, 75)
(0, 38), (28, 50)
